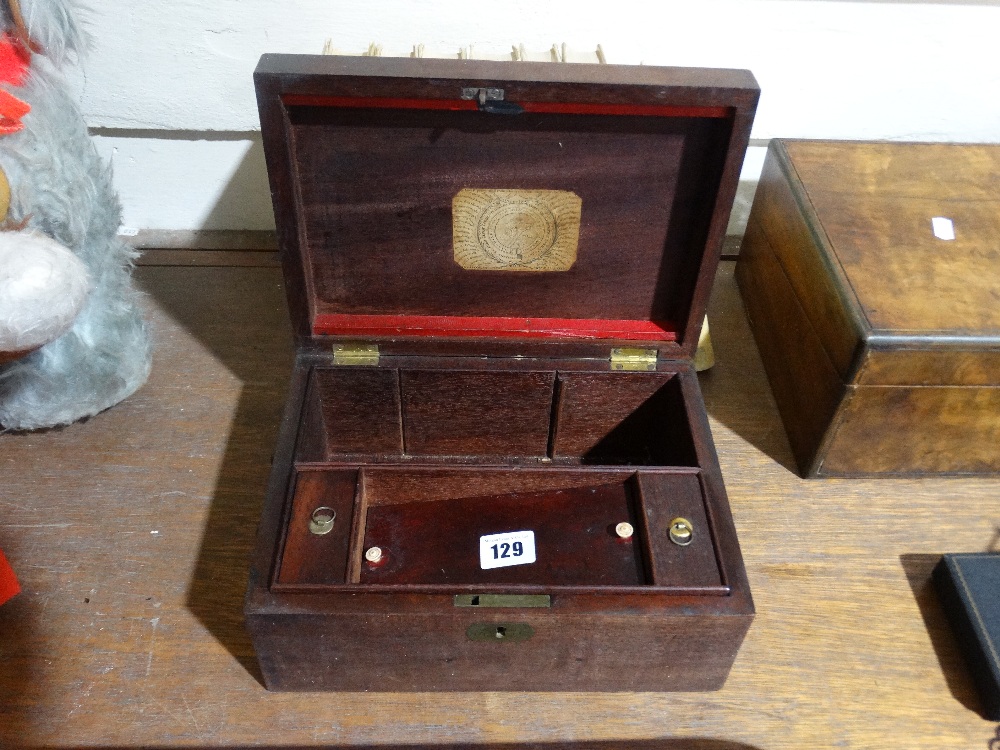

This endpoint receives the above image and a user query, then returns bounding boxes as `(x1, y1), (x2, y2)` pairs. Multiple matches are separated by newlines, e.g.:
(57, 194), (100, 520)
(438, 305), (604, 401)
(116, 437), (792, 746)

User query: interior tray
(272, 466), (724, 592)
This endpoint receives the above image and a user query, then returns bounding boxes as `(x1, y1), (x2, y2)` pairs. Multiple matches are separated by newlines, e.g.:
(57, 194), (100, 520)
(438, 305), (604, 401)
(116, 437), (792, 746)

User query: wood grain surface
(736, 140), (1000, 477)
(1, 264), (999, 747)
(782, 141), (1000, 336)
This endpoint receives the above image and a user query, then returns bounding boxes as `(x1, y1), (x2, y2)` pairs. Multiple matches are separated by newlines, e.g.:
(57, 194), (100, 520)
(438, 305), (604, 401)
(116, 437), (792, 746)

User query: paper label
(453, 189), (580, 271)
(479, 530), (536, 570)
(932, 217), (955, 241)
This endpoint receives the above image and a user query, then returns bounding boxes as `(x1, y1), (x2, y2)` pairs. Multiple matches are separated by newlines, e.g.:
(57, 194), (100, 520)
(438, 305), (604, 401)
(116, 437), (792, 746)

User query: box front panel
(855, 347), (1000, 387)
(821, 385), (1000, 475)
(249, 610), (752, 692)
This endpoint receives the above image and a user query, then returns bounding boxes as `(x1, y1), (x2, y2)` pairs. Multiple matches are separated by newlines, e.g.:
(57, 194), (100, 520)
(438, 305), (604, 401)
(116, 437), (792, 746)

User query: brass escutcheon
(454, 594), (551, 608)
(668, 517), (694, 546)
(466, 622), (534, 642)
(308, 507), (336, 535)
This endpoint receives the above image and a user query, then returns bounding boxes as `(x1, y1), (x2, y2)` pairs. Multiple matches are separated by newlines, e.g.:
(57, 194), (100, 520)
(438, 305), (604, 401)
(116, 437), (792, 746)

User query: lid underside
(257, 56), (758, 353)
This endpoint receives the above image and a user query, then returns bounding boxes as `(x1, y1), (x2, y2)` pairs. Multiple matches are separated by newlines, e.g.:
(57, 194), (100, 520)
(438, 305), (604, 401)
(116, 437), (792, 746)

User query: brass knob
(668, 517), (693, 546)
(308, 507), (336, 535)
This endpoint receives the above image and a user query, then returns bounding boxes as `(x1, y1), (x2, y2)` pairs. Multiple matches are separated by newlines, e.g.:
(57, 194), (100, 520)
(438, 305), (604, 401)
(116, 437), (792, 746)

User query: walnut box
(245, 54), (759, 691)
(737, 140), (1000, 477)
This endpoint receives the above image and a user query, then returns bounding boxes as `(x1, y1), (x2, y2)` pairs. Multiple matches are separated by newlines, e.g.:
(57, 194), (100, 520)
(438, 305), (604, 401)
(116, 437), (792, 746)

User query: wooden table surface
(1, 262), (998, 749)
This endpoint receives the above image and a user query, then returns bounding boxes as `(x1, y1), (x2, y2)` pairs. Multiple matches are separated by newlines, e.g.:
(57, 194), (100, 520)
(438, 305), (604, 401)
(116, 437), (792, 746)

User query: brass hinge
(610, 347), (657, 372)
(332, 343), (379, 366)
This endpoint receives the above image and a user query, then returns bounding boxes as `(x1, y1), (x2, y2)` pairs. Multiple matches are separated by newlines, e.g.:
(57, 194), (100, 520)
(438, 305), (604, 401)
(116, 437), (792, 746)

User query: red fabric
(0, 33), (30, 86)
(0, 33), (30, 134)
(313, 312), (677, 341)
(0, 88), (30, 134)
(0, 549), (20, 606)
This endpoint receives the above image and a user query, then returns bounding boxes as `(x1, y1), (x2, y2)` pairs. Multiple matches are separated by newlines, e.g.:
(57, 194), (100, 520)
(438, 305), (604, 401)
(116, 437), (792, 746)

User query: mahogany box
(737, 140), (1000, 477)
(245, 54), (759, 691)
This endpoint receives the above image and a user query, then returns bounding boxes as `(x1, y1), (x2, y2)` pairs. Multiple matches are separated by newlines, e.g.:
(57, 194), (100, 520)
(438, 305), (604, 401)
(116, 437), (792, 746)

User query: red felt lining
(0, 549), (20, 606)
(282, 94), (731, 120)
(313, 313), (676, 341)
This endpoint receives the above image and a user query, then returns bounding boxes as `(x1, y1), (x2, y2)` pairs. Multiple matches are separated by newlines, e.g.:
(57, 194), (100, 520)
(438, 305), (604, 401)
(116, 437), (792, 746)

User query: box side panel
(246, 355), (314, 597)
(247, 611), (752, 692)
(820, 385), (1000, 475)
(674, 370), (753, 610)
(736, 204), (847, 477)
(748, 142), (866, 379)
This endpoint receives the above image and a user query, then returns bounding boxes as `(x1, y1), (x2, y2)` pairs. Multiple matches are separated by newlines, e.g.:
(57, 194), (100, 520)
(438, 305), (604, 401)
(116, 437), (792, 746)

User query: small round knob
(308, 507), (336, 535)
(668, 517), (693, 546)
(615, 522), (634, 539)
(364, 546), (384, 564)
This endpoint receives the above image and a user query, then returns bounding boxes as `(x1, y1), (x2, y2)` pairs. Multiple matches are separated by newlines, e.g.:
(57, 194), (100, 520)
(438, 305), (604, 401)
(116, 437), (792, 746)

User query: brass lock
(668, 517), (694, 546)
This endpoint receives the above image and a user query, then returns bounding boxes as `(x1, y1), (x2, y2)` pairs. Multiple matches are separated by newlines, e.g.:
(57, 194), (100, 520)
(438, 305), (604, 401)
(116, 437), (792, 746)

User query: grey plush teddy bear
(0, 0), (150, 430)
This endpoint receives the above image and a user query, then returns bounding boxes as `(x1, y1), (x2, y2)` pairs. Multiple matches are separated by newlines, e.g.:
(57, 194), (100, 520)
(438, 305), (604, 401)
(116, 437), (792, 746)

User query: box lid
(255, 54), (758, 360)
(764, 140), (1000, 387)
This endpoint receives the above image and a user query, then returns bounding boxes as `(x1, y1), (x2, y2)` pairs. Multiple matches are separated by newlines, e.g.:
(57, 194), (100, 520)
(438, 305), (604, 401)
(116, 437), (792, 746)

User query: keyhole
(495, 626), (507, 639)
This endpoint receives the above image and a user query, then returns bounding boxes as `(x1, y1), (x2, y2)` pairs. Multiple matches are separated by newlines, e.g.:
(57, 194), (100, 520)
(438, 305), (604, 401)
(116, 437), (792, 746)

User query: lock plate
(454, 594), (551, 608)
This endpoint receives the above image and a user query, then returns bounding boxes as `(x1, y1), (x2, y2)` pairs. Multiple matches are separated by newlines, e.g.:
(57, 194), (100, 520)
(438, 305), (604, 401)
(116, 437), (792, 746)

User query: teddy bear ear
(4, 0), (90, 65)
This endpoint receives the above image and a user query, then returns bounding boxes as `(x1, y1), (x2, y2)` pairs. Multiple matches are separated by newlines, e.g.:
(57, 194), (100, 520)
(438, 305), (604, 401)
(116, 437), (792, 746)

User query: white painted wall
(57, 0), (1000, 234)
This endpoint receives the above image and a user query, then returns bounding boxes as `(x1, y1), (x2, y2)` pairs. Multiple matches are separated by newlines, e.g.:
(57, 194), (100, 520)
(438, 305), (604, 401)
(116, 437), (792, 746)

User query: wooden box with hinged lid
(737, 140), (1000, 477)
(245, 53), (759, 691)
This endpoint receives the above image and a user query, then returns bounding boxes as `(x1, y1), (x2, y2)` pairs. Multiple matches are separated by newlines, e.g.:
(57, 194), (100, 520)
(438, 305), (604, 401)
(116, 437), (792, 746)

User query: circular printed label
(452, 188), (581, 272)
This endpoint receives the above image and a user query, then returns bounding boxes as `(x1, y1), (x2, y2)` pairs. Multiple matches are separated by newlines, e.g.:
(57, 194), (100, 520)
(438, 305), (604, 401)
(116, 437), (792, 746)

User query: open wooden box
(246, 54), (759, 691)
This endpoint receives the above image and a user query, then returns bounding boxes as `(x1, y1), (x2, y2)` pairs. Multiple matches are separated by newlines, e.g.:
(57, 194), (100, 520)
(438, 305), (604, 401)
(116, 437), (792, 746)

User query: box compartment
(273, 465), (724, 590)
(295, 365), (698, 466)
